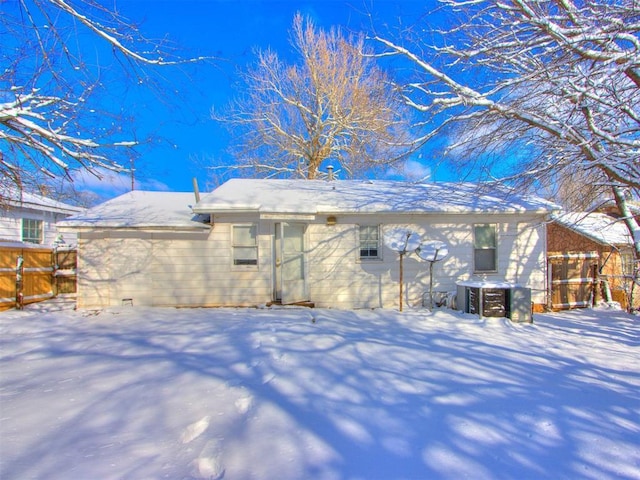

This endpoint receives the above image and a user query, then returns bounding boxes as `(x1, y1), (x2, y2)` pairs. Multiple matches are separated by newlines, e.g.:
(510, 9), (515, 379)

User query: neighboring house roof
(194, 179), (558, 215)
(1, 189), (84, 215)
(552, 212), (633, 247)
(58, 191), (209, 229)
(595, 198), (640, 216)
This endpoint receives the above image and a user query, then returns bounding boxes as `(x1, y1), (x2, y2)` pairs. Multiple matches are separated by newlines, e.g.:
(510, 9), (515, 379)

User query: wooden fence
(548, 252), (599, 310)
(548, 250), (637, 310)
(0, 245), (76, 311)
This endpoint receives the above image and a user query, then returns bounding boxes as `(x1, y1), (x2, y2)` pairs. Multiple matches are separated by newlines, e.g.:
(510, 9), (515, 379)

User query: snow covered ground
(0, 302), (638, 480)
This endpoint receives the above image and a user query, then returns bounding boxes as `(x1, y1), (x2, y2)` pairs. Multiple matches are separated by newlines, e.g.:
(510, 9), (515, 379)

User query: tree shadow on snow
(1, 306), (638, 479)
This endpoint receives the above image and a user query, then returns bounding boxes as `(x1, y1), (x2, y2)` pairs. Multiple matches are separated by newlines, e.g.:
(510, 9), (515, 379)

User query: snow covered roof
(1, 189), (84, 215)
(552, 212), (633, 246)
(58, 191), (209, 230)
(596, 198), (640, 215)
(194, 179), (558, 215)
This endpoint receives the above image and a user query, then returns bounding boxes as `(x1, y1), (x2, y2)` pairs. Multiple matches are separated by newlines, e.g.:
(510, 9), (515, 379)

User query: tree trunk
(307, 162), (318, 179)
(612, 185), (640, 311)
(612, 186), (640, 260)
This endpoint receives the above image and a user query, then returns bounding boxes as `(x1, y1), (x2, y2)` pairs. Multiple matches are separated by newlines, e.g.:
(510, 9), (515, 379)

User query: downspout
(544, 217), (551, 311)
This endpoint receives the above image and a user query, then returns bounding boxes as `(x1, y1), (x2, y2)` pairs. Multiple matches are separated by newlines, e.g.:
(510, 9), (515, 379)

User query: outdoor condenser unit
(456, 282), (532, 323)
(508, 286), (532, 323)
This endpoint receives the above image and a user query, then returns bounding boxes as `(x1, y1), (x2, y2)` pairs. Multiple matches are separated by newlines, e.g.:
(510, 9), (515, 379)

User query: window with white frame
(22, 218), (43, 244)
(232, 224), (258, 266)
(474, 224), (497, 272)
(359, 225), (381, 260)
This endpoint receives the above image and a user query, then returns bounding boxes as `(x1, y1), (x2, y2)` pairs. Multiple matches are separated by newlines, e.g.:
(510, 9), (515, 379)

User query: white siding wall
(77, 215), (273, 308)
(150, 223), (272, 307)
(76, 212), (548, 309)
(77, 232), (153, 307)
(306, 213), (547, 309)
(0, 213), (20, 242)
(0, 207), (78, 245)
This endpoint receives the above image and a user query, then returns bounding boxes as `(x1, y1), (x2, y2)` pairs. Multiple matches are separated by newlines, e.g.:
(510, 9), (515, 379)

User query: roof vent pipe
(327, 165), (334, 181)
(192, 177), (201, 203)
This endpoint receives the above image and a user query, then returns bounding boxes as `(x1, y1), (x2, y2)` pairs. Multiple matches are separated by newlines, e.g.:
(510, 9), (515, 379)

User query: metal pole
(429, 260), (434, 309)
(429, 246), (441, 309)
(399, 252), (404, 312)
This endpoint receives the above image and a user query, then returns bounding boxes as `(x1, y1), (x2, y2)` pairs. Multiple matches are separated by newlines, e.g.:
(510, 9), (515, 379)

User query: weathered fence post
(16, 254), (24, 310)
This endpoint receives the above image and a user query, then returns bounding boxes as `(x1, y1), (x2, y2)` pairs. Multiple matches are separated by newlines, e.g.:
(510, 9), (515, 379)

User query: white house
(60, 179), (558, 311)
(0, 189), (84, 246)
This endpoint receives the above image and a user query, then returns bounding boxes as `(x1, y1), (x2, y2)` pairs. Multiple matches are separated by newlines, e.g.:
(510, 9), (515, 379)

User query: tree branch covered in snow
(214, 14), (417, 180)
(375, 0), (640, 262)
(1, 0), (209, 194)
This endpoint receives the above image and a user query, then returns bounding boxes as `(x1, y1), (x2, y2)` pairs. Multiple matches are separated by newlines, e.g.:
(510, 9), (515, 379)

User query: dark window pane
(475, 249), (496, 271)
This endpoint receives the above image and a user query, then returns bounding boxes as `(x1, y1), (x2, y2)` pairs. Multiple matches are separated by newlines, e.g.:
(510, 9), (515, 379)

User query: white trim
(548, 252), (599, 260)
(231, 223), (259, 269)
(21, 218), (44, 244)
(473, 223), (498, 273)
(260, 213), (316, 221)
(551, 278), (595, 285)
(357, 224), (382, 261)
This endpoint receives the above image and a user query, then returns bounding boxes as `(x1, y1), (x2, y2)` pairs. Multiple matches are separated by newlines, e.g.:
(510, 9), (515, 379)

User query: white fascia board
(58, 225), (210, 233)
(192, 204), (261, 214)
(260, 213), (317, 221)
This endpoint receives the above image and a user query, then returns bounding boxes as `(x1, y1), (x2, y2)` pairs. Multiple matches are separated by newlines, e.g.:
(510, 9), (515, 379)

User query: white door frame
(274, 222), (308, 304)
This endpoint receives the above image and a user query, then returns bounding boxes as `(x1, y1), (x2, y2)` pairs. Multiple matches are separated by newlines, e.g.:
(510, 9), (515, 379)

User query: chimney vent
(327, 165), (334, 181)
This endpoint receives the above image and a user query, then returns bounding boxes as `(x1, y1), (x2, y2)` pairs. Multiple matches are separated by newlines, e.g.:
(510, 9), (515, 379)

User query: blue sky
(68, 0), (436, 198)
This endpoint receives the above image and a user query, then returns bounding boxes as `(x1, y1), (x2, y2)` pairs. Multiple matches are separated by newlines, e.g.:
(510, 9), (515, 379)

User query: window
(233, 224), (258, 266)
(474, 224), (497, 272)
(359, 225), (381, 260)
(22, 218), (43, 244)
(621, 252), (636, 277)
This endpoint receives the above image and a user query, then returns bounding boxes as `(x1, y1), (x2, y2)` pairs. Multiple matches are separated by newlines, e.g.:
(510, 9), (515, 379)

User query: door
(274, 223), (308, 304)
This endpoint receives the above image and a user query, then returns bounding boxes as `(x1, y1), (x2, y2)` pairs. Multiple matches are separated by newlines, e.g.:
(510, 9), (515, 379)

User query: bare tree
(375, 0), (640, 262)
(215, 13), (416, 180)
(1, 0), (207, 196)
